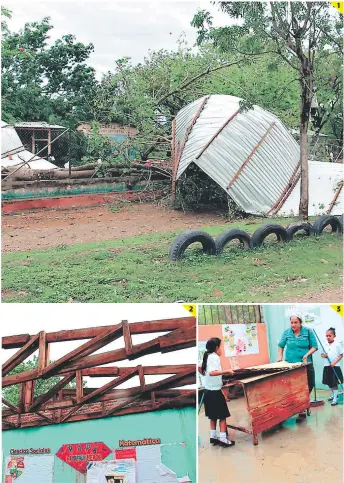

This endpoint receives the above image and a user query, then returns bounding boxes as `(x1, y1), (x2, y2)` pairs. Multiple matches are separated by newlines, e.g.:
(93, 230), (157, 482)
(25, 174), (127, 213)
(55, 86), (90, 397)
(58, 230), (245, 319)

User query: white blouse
(324, 340), (343, 367)
(203, 353), (223, 391)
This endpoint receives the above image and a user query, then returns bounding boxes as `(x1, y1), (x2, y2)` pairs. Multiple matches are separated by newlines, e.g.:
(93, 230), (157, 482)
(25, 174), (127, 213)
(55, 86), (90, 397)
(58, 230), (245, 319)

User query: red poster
(56, 442), (111, 474)
(115, 448), (137, 461)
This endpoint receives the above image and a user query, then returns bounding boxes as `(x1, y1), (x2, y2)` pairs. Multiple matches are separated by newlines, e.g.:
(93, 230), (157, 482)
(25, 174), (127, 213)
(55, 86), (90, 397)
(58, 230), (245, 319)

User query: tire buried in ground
(312, 215), (343, 236)
(169, 230), (216, 261)
(250, 223), (288, 248)
(286, 222), (314, 241)
(215, 228), (251, 255)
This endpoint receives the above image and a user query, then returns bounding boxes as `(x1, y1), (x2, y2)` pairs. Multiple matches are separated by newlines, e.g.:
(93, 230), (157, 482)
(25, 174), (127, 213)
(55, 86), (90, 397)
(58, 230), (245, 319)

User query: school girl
(321, 327), (343, 406)
(200, 337), (236, 447)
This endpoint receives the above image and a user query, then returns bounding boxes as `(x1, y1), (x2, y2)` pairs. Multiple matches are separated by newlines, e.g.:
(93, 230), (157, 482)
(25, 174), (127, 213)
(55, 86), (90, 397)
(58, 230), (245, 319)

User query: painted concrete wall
(2, 408), (196, 483)
(263, 304), (344, 389)
(198, 323), (269, 370)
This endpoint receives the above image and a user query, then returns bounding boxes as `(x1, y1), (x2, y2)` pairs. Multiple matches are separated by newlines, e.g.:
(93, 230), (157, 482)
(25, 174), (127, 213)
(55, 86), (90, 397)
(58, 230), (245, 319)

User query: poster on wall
(87, 459), (136, 483)
(222, 324), (259, 356)
(198, 341), (207, 387)
(56, 442), (111, 474)
(198, 341), (207, 365)
(5, 455), (54, 483)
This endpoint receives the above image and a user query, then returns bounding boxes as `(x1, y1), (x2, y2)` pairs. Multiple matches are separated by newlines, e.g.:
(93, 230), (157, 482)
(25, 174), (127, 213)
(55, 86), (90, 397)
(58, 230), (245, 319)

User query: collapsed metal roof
(1, 121), (57, 170)
(14, 121), (65, 129)
(172, 95), (343, 216)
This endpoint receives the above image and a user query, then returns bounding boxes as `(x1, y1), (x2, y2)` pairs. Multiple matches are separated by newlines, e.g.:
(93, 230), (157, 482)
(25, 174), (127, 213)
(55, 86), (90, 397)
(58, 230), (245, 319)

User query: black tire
(312, 215), (343, 236)
(286, 222), (314, 241)
(215, 228), (251, 255)
(251, 223), (288, 248)
(169, 230), (216, 261)
(337, 214), (344, 229)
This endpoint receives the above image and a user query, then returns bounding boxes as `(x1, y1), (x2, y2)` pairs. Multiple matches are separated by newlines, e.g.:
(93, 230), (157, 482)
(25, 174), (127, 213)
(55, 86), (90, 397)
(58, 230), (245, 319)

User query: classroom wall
(263, 304), (344, 390)
(198, 323), (269, 369)
(2, 408), (196, 483)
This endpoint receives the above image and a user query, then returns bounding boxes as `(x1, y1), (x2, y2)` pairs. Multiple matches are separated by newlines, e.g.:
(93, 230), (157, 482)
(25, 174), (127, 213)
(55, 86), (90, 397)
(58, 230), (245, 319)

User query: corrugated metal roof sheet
(14, 122), (65, 129)
(1, 122), (57, 170)
(278, 161), (343, 216)
(174, 95), (342, 216)
(1, 123), (24, 157)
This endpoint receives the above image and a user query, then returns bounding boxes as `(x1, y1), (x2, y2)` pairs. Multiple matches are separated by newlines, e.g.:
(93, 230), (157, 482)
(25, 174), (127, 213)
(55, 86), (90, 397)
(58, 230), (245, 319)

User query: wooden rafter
(2, 398), (20, 414)
(2, 318), (193, 349)
(2, 317), (196, 430)
(61, 367), (139, 422)
(2, 335), (39, 377)
(41, 325), (122, 378)
(28, 373), (76, 413)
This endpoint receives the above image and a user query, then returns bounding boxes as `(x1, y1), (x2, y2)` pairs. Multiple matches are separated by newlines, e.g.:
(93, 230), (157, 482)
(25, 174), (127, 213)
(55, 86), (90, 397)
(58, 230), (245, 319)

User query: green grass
(2, 218), (342, 303)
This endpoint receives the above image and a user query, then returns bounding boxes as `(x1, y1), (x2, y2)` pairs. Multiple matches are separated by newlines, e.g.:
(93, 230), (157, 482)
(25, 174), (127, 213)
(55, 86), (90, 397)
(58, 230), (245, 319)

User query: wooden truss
(2, 317), (196, 430)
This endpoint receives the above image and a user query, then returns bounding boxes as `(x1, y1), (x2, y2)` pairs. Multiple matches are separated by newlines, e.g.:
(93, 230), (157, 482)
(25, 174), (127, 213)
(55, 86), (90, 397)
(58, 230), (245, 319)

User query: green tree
(94, 38), (244, 162)
(2, 355), (81, 406)
(1, 13), (98, 127)
(192, 2), (343, 219)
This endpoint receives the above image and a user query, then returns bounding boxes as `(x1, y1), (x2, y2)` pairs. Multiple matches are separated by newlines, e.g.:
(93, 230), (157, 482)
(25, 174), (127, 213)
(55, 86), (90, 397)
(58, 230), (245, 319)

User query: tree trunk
(298, 67), (313, 221)
(299, 119), (309, 220)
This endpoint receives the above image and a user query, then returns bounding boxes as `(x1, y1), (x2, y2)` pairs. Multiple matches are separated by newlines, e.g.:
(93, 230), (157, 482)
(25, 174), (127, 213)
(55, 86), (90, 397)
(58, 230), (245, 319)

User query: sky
(8, 0), (230, 78)
(2, 303), (197, 389)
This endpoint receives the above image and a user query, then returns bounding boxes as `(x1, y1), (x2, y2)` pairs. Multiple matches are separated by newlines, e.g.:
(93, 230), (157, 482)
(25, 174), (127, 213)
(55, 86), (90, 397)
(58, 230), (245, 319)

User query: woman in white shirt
(321, 327), (343, 406)
(200, 337), (236, 448)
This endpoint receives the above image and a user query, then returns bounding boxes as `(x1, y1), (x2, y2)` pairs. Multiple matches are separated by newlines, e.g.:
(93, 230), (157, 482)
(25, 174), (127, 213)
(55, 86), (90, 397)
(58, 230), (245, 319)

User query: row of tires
(169, 214), (343, 262)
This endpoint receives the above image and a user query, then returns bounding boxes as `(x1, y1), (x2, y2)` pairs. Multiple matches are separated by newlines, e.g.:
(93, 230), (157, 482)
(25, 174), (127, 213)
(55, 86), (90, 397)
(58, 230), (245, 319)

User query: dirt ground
(199, 390), (343, 483)
(2, 203), (225, 253)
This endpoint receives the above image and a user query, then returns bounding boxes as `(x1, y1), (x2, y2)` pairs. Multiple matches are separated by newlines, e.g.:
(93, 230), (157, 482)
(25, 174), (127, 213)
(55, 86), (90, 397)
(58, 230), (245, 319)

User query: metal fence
(15, 127), (88, 168)
(198, 305), (263, 325)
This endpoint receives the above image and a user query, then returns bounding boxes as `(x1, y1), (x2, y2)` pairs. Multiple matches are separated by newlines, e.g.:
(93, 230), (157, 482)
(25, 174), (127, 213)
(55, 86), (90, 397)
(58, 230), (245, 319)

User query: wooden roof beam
(2, 318), (194, 349)
(2, 335), (39, 377)
(28, 373), (76, 413)
(61, 366), (138, 423)
(83, 364), (195, 377)
(41, 325), (122, 379)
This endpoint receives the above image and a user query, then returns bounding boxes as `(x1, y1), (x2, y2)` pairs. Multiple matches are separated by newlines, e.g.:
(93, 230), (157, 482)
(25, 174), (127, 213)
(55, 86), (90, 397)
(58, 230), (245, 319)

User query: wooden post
(76, 370), (83, 403)
(138, 365), (145, 391)
(24, 381), (34, 412)
(68, 130), (72, 178)
(122, 320), (133, 355)
(47, 129), (51, 156)
(38, 331), (47, 375)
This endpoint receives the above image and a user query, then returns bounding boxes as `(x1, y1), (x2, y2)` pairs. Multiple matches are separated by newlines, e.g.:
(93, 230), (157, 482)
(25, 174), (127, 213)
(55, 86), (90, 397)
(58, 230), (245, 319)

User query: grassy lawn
(2, 218), (342, 303)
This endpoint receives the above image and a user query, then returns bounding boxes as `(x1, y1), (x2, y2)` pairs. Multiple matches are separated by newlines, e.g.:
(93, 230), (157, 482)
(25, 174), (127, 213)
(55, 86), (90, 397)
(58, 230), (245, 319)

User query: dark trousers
(307, 364), (315, 393)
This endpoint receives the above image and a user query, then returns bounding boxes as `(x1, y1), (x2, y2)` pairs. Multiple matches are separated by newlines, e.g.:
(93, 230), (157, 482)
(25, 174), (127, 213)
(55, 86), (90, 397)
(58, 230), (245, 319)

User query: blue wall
(3, 407), (196, 483)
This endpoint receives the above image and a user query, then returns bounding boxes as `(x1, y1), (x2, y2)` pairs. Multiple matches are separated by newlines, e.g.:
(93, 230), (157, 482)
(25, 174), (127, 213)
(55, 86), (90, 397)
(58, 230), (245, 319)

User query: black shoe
(296, 412), (307, 422)
(219, 439), (235, 447)
(210, 438), (219, 445)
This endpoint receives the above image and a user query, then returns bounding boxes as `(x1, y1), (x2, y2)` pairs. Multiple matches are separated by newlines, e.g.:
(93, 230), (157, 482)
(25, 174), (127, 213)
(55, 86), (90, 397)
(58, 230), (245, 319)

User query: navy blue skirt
(322, 366), (343, 387)
(204, 389), (230, 421)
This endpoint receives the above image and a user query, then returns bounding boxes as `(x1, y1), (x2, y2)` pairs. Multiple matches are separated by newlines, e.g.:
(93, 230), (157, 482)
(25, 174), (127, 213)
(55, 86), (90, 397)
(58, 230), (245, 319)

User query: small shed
(14, 122), (66, 158)
(1, 121), (57, 171)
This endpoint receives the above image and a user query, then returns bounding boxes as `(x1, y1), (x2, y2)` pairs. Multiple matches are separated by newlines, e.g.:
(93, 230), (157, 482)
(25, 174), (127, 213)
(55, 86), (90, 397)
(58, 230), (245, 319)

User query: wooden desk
(225, 362), (311, 445)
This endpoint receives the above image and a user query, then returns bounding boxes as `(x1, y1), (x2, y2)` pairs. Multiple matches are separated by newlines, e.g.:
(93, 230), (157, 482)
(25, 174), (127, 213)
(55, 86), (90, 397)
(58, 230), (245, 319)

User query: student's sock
(219, 432), (227, 442)
(210, 430), (216, 438)
(333, 389), (338, 402)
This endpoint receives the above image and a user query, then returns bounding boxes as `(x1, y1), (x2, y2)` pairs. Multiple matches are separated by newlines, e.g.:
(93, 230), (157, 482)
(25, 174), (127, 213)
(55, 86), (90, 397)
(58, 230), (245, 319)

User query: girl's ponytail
(201, 337), (221, 375)
(201, 351), (209, 375)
